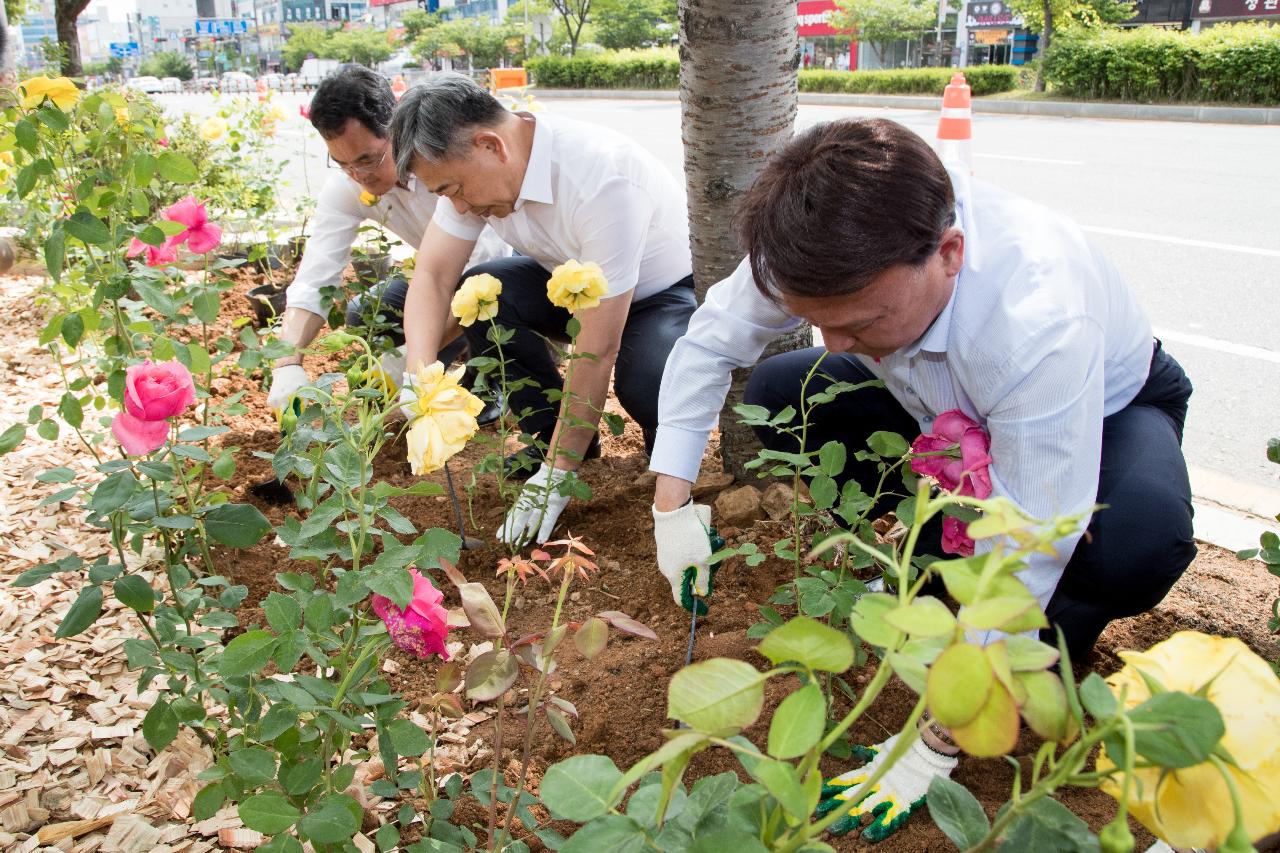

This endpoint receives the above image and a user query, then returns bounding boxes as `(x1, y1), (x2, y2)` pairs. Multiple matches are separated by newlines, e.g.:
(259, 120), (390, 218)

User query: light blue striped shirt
(652, 170), (1154, 609)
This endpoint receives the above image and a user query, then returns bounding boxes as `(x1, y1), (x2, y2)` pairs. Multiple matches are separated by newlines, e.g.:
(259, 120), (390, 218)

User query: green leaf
(927, 775), (989, 849)
(262, 591), (302, 632)
(191, 782), (227, 821)
(192, 291), (220, 325)
(142, 698), (179, 751)
(560, 813), (649, 853)
(114, 575), (155, 613)
(229, 747), (277, 784)
(55, 586), (103, 638)
(959, 594), (1046, 633)
(464, 649), (519, 702)
(926, 643), (993, 728)
(133, 152), (156, 184)
(60, 311), (84, 347)
(282, 758), (323, 796)
(867, 431), (909, 458)
(882, 596), (957, 638)
(239, 791), (301, 835)
(44, 228), (65, 283)
(751, 758), (809, 821)
(1079, 672), (1118, 720)
(257, 835), (304, 853)
(299, 795), (361, 844)
(818, 441), (846, 476)
(1108, 691), (1225, 770)
(0, 423), (25, 454)
(540, 755), (624, 822)
(65, 209), (112, 246)
(388, 719), (431, 757)
(92, 471), (139, 514)
(766, 683), (825, 760)
(850, 593), (904, 648)
(668, 658), (765, 734)
(204, 503), (271, 548)
(218, 630), (277, 678)
(757, 616), (854, 672)
(259, 704), (299, 741)
(1005, 635), (1060, 672)
(1000, 797), (1099, 853)
(156, 151), (200, 184)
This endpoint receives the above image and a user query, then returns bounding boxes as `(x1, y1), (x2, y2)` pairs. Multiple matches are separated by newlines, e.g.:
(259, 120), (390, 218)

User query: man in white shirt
(389, 73), (696, 547)
(265, 66), (503, 420)
(650, 118), (1195, 841)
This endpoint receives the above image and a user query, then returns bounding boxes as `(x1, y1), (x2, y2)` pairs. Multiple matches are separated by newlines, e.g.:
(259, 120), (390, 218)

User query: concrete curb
(532, 88), (1280, 125)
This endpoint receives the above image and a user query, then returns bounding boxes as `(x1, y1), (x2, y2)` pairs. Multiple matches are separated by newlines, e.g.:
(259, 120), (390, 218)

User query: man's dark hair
(735, 118), (956, 302)
(390, 73), (510, 179)
(309, 65), (395, 140)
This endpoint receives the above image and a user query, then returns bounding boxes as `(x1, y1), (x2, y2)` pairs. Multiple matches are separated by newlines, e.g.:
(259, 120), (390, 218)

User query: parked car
(195, 76), (219, 92)
(126, 75), (164, 94)
(160, 77), (183, 93)
(219, 71), (255, 92)
(260, 73), (284, 90)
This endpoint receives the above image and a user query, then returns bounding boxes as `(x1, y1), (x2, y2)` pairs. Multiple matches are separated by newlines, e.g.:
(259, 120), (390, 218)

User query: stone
(761, 482), (796, 521)
(691, 471), (736, 500)
(714, 485), (765, 529)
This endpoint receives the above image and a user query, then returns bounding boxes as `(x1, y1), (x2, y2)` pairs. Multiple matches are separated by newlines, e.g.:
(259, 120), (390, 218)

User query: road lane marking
(1084, 225), (1280, 258)
(976, 153), (1084, 166)
(1154, 327), (1280, 365)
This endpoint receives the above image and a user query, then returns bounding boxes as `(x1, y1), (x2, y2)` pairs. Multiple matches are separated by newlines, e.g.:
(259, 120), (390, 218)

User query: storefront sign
(1192, 0), (1280, 16)
(975, 28), (1010, 42)
(965, 0), (1025, 28)
(797, 0), (850, 35)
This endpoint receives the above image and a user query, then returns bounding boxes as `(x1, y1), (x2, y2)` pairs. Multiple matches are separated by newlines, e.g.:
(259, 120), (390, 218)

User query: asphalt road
(157, 92), (1280, 512)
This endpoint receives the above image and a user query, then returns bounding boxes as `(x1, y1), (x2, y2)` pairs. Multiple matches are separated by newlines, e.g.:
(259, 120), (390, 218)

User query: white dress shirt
(285, 171), (507, 317)
(431, 112), (693, 300)
(652, 170), (1154, 610)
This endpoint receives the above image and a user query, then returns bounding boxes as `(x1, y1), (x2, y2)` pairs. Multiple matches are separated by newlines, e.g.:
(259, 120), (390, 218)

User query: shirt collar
(514, 112), (554, 210)
(905, 276), (960, 358)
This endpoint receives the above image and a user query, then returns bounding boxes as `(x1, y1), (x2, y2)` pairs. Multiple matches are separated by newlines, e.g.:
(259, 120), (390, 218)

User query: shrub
(1045, 23), (1280, 104)
(799, 65), (1018, 96)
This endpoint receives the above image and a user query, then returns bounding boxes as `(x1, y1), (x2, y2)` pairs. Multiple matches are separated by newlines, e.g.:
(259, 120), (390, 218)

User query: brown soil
(187, 269), (1280, 849)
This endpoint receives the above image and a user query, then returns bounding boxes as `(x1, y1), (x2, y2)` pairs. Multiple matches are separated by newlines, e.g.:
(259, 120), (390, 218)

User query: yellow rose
(1098, 631), (1280, 849)
(115, 107), (129, 126)
(546, 259), (608, 314)
(265, 102), (289, 124)
(405, 362), (484, 475)
(200, 116), (227, 141)
(450, 273), (503, 327)
(19, 75), (80, 111)
(359, 190), (380, 206)
(0, 152), (13, 166)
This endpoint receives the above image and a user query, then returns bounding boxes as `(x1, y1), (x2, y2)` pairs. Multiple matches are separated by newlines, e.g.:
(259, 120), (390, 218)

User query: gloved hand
(499, 463), (572, 547)
(267, 364), (309, 414)
(653, 502), (722, 614)
(815, 734), (958, 842)
(399, 371), (418, 421)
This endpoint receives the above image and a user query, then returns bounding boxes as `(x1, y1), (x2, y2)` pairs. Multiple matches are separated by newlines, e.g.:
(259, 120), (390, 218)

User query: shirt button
(906, 386), (917, 396)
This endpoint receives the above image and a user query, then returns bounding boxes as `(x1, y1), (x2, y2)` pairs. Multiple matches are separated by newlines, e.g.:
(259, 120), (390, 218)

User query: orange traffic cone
(391, 75), (408, 100)
(936, 72), (973, 174)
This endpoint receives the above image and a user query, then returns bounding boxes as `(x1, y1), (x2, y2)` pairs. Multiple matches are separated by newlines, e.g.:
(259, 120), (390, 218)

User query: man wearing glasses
(266, 65), (505, 419)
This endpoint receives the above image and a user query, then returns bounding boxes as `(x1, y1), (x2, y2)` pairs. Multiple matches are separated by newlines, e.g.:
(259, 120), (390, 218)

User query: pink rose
(909, 433), (959, 486)
(162, 196), (222, 255)
(111, 409), (171, 455)
(942, 516), (975, 557)
(126, 236), (178, 268)
(371, 568), (450, 659)
(157, 137), (169, 147)
(123, 360), (196, 421)
(299, 103), (310, 119)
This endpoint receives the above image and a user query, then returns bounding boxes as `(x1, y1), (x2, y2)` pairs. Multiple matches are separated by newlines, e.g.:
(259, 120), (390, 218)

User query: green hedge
(798, 66), (1018, 96)
(1045, 23), (1280, 104)
(527, 55), (1018, 95)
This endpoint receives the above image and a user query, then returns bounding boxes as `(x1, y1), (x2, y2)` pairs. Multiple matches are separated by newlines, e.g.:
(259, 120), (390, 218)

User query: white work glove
(379, 347), (406, 385)
(815, 733), (958, 842)
(653, 502), (713, 607)
(267, 364), (309, 414)
(398, 370), (418, 421)
(499, 463), (572, 547)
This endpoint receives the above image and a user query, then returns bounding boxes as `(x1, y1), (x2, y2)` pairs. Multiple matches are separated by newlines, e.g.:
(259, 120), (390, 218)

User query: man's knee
(744, 353), (803, 411)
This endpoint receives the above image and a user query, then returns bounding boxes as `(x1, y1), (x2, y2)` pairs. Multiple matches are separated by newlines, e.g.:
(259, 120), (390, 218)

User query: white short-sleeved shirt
(285, 171), (507, 316)
(430, 112), (693, 300)
(652, 168), (1154, 612)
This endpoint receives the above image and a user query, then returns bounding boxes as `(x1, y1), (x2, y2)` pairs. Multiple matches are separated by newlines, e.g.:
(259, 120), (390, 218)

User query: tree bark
(0, 0), (15, 86)
(56, 0), (92, 77)
(678, 0), (808, 481)
(1034, 0), (1051, 92)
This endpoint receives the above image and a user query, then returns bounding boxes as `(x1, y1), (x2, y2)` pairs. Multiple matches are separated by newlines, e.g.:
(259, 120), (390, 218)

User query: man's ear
(938, 227), (965, 278)
(472, 129), (507, 162)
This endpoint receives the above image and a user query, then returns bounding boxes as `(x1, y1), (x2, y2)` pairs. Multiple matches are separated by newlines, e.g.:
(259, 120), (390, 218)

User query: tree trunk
(1034, 0), (1051, 92)
(55, 0), (91, 77)
(678, 0), (808, 481)
(0, 0), (15, 86)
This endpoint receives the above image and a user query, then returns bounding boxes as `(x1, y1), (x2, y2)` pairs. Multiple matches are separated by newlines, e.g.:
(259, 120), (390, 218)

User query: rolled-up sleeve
(285, 174), (365, 317)
(651, 258), (803, 482)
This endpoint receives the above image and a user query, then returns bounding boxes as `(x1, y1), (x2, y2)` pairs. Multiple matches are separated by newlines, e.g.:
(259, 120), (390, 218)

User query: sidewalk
(532, 88), (1280, 125)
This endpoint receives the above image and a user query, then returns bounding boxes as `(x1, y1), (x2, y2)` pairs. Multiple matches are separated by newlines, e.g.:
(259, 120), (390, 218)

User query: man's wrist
(654, 474), (694, 513)
(275, 356), (303, 368)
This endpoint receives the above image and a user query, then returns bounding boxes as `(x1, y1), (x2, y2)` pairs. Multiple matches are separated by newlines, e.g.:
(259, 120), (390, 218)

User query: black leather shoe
(477, 392), (504, 427)
(504, 435), (601, 481)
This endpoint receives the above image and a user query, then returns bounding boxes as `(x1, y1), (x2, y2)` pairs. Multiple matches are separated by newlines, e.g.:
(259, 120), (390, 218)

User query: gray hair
(390, 73), (509, 180)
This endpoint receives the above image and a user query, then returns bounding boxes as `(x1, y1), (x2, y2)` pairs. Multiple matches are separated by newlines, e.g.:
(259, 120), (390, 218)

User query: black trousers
(743, 341), (1197, 659)
(345, 276), (467, 365)
(459, 256), (697, 455)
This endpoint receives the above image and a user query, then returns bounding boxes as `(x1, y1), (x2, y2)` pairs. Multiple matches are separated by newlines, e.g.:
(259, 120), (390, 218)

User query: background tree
(140, 50), (194, 80)
(327, 28), (393, 65)
(679, 0), (805, 478)
(54, 0), (91, 76)
(399, 8), (443, 43)
(282, 24), (333, 70)
(832, 0), (935, 66)
(549, 0), (591, 55)
(593, 0), (673, 49)
(1008, 0), (1135, 90)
